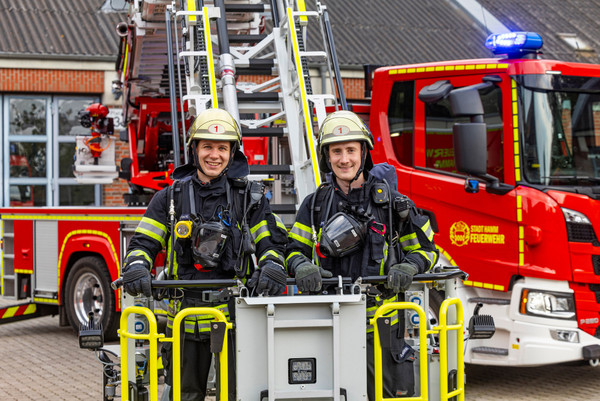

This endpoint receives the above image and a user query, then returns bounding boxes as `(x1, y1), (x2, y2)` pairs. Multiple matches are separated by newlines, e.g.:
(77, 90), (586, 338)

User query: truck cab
(368, 32), (600, 366)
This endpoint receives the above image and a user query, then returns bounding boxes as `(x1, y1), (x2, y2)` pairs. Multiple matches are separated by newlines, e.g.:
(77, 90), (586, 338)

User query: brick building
(0, 0), (125, 207)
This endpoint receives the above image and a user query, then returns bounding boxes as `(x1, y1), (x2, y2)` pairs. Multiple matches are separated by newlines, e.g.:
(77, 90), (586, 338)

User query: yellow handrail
(436, 298), (465, 401)
(119, 306), (233, 401)
(370, 298), (464, 401)
(371, 302), (428, 401)
(172, 308), (233, 401)
(119, 306), (164, 401)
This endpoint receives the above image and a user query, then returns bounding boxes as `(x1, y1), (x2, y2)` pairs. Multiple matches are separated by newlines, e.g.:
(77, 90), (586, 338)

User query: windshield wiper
(544, 175), (600, 185)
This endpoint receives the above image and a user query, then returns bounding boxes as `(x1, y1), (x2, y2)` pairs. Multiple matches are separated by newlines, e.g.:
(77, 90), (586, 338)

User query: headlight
(550, 329), (579, 343)
(520, 289), (576, 320)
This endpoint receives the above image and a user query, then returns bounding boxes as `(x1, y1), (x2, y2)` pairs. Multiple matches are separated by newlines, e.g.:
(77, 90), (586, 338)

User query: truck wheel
(427, 289), (444, 344)
(65, 256), (119, 341)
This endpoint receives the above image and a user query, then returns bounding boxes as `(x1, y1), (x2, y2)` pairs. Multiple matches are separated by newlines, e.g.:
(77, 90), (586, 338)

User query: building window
(2, 95), (101, 206)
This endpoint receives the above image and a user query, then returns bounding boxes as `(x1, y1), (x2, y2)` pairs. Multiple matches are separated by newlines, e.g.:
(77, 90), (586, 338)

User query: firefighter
(286, 110), (438, 399)
(121, 108), (288, 401)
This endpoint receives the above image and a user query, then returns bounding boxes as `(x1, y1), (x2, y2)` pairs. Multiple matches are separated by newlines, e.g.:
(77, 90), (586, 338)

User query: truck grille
(590, 284), (600, 304)
(566, 222), (598, 244)
(594, 255), (600, 276)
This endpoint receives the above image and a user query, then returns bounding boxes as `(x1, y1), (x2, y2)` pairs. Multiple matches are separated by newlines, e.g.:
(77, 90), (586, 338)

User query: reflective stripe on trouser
(366, 296), (399, 333)
(167, 300), (230, 334)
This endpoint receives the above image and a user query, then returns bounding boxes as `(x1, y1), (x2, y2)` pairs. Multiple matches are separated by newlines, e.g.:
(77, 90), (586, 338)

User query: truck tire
(65, 256), (119, 341)
(427, 289), (444, 344)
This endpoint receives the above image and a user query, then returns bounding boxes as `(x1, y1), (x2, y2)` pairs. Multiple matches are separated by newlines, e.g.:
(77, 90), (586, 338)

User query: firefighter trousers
(366, 320), (416, 400)
(162, 328), (236, 401)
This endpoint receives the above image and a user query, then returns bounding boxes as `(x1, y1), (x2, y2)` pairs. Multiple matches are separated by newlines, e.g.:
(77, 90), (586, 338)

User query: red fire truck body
(366, 52), (600, 366)
(0, 207), (149, 339)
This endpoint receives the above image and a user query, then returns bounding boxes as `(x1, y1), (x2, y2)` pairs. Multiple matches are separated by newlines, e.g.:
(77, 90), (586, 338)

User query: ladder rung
(299, 51), (327, 59)
(235, 59), (275, 69)
(225, 4), (267, 12)
(236, 67), (276, 75)
(237, 92), (280, 102)
(249, 165), (291, 174)
(242, 127), (285, 137)
(179, 51), (209, 58)
(229, 34), (268, 44)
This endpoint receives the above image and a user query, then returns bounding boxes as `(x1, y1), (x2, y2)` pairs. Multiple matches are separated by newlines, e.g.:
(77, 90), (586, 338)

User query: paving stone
(1, 299), (600, 400)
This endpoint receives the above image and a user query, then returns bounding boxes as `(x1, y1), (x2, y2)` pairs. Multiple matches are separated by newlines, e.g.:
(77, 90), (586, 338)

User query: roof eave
(0, 52), (117, 63)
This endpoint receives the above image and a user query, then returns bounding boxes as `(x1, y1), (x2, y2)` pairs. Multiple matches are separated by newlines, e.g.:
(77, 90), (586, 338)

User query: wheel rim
(428, 304), (440, 327)
(73, 272), (105, 325)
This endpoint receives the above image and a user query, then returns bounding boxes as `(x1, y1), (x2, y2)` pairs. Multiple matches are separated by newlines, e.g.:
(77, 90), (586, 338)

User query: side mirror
(453, 123), (487, 176)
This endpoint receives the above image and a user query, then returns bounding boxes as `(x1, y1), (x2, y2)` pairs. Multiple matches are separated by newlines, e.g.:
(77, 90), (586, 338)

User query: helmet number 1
(333, 125), (350, 136)
(208, 124), (224, 134)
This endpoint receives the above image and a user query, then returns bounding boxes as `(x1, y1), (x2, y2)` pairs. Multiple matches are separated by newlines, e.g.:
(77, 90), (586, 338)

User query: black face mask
(191, 221), (231, 268)
(317, 212), (367, 258)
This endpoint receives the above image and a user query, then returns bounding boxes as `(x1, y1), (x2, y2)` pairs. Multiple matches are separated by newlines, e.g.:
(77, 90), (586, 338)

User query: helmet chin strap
(191, 141), (237, 181)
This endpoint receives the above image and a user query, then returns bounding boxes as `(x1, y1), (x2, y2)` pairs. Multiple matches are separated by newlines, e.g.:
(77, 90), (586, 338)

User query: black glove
(294, 261), (333, 293)
(249, 260), (287, 296)
(386, 263), (418, 293)
(122, 259), (152, 298)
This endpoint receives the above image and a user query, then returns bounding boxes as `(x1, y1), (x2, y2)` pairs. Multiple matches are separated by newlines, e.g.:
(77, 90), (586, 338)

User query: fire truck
(363, 31), (600, 367)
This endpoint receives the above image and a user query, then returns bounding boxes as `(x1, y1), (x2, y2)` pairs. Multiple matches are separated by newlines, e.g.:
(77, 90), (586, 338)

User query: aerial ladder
(169, 0), (347, 217)
(108, 0), (347, 216)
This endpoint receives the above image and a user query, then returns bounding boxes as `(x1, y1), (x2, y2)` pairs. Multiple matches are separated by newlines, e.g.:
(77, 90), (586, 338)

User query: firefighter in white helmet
(122, 108), (288, 400)
(286, 110), (438, 399)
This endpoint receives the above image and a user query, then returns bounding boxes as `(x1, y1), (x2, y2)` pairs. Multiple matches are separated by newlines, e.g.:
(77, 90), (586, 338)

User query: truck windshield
(518, 74), (600, 186)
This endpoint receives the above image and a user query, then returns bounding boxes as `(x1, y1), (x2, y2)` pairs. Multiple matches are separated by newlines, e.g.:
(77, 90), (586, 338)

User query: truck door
(410, 73), (519, 290)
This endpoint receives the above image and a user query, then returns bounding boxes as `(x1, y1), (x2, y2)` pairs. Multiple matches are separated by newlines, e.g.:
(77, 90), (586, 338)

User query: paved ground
(1, 312), (600, 400)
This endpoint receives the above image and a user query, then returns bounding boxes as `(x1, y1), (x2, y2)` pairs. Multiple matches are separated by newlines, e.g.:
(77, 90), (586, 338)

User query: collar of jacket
(328, 171), (375, 203)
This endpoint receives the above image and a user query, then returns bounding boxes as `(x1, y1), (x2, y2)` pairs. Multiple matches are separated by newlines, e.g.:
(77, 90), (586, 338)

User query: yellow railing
(119, 306), (164, 401)
(370, 298), (464, 401)
(119, 306), (232, 401)
(437, 298), (464, 401)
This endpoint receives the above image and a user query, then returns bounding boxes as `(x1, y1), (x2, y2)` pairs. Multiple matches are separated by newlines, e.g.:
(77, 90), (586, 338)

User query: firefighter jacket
(286, 169), (438, 331)
(124, 152), (287, 337)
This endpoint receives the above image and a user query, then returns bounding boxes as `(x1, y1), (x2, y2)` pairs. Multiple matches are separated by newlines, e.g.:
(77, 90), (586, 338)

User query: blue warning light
(485, 32), (543, 56)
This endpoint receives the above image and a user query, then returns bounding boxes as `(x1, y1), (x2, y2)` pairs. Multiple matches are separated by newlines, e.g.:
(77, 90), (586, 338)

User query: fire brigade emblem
(332, 125), (350, 135)
(450, 221), (470, 247)
(208, 123), (225, 134)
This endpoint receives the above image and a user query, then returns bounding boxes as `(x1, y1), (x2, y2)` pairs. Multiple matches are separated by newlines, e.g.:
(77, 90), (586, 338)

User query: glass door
(53, 97), (99, 205)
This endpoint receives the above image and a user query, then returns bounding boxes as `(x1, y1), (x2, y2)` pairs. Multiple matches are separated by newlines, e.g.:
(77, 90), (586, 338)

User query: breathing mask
(190, 221), (231, 268)
(317, 212), (367, 258)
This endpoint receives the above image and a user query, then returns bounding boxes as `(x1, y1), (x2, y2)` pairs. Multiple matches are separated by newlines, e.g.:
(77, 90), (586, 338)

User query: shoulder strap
(311, 183), (333, 230)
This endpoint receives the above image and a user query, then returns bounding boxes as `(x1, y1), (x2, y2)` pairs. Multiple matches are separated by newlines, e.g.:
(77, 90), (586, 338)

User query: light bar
(485, 32), (543, 55)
